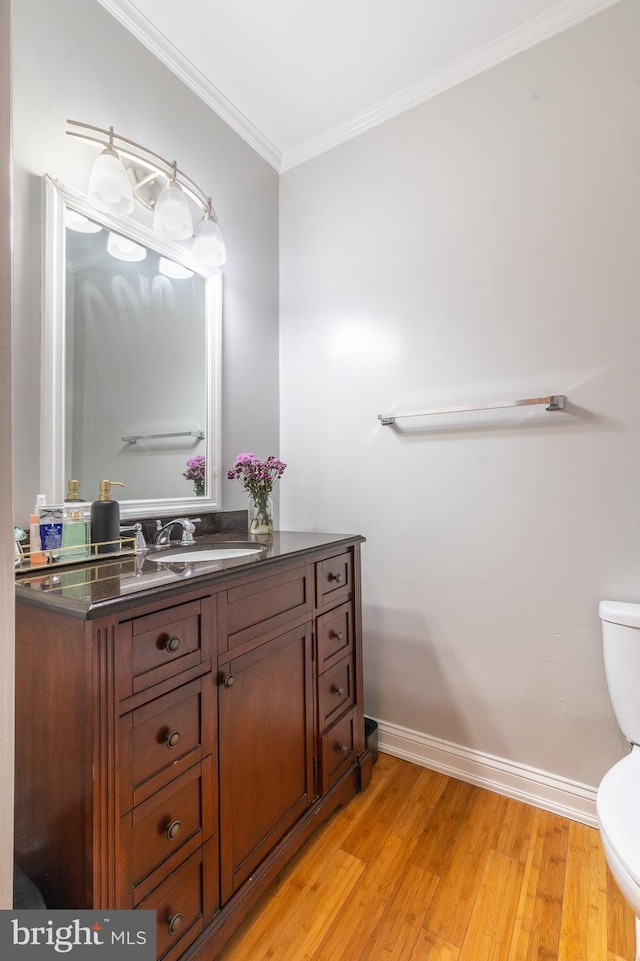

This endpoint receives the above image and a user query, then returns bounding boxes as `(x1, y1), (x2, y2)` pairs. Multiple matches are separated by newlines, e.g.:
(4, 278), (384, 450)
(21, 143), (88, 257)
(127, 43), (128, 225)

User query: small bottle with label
(29, 494), (47, 565)
(61, 507), (90, 560)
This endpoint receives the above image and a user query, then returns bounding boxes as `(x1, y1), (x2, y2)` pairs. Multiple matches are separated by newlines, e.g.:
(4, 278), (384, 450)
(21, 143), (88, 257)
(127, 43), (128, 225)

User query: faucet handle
(180, 517), (201, 545)
(120, 522), (148, 553)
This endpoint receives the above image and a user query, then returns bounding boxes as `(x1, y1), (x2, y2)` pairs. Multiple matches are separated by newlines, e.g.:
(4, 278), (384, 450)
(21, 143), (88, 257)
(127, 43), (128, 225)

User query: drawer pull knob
(338, 742), (349, 755)
(333, 685), (344, 696)
(223, 674), (235, 689)
(167, 913), (183, 936)
(165, 635), (181, 653)
(166, 820), (182, 841)
(328, 572), (343, 584)
(331, 630), (344, 641)
(165, 730), (181, 749)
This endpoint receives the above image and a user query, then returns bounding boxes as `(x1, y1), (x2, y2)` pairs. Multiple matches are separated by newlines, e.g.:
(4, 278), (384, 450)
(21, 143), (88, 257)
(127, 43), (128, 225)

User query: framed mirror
(41, 175), (222, 518)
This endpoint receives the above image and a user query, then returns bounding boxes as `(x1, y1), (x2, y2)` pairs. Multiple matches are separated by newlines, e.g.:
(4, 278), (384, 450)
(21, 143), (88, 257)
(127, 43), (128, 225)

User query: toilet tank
(599, 600), (640, 744)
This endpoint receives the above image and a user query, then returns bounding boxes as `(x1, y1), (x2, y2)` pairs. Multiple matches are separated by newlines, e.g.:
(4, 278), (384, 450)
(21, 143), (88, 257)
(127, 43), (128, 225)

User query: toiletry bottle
(64, 479), (91, 554)
(29, 494), (47, 565)
(39, 504), (64, 561)
(61, 508), (89, 560)
(65, 479), (85, 503)
(91, 480), (125, 555)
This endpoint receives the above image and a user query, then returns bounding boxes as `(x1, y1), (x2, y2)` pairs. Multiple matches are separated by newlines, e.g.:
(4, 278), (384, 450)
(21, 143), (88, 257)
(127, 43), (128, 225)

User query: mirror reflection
(42, 177), (222, 516)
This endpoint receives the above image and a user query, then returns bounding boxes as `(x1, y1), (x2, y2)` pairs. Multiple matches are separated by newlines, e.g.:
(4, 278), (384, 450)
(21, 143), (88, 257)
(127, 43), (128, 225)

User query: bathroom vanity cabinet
(14, 532), (370, 961)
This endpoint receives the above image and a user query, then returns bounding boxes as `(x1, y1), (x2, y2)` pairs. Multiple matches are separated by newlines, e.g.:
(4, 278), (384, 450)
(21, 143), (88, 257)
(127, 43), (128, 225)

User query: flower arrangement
(184, 455), (206, 496)
(226, 453), (287, 533)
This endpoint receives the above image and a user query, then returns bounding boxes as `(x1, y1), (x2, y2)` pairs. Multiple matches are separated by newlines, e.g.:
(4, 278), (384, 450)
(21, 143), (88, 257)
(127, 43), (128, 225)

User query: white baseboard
(374, 718), (598, 828)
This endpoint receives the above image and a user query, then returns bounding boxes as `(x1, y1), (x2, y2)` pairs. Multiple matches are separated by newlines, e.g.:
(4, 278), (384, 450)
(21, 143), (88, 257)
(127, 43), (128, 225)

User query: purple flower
(184, 455), (206, 494)
(226, 453), (287, 501)
(184, 455), (206, 481)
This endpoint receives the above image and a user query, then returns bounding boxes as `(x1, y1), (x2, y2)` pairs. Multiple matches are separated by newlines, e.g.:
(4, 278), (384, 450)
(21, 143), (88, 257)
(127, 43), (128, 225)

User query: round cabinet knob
(166, 820), (182, 841)
(339, 743), (349, 755)
(331, 630), (344, 641)
(333, 686), (344, 697)
(165, 635), (181, 653)
(328, 572), (343, 584)
(165, 730), (181, 749)
(223, 674), (235, 689)
(167, 914), (183, 937)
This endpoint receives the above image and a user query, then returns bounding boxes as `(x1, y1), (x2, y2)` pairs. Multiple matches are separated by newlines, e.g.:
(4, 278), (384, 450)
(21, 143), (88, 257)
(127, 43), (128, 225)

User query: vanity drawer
(137, 846), (209, 961)
(119, 677), (212, 811)
(316, 601), (353, 671)
(120, 758), (214, 905)
(318, 654), (355, 732)
(219, 564), (312, 655)
(118, 596), (215, 700)
(316, 551), (352, 610)
(319, 708), (358, 794)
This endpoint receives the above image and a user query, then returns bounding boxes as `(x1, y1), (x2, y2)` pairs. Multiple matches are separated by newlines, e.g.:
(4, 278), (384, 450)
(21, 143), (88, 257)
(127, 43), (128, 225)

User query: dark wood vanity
(14, 530), (371, 961)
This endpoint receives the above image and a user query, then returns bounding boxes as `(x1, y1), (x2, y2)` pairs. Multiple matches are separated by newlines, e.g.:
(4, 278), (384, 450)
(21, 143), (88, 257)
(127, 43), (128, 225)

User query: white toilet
(598, 600), (640, 960)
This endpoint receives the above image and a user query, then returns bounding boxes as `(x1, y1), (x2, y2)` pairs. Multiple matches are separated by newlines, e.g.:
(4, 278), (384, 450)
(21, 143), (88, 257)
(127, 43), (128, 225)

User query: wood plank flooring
(217, 753), (636, 961)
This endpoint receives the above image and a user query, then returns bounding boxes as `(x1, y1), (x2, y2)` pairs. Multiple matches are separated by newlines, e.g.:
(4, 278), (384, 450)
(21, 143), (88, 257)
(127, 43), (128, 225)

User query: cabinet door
(218, 622), (314, 902)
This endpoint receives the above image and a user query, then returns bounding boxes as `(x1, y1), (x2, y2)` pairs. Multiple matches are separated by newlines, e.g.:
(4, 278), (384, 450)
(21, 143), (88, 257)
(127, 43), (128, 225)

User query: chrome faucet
(154, 517), (201, 547)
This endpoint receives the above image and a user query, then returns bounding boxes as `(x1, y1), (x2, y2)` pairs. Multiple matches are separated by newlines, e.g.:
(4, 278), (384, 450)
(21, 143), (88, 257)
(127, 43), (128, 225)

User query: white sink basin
(149, 547), (262, 564)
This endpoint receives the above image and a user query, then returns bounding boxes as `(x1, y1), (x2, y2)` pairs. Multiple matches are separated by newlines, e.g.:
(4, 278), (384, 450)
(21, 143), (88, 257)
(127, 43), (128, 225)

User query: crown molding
(280, 0), (624, 170)
(98, 0), (622, 175)
(95, 0), (282, 171)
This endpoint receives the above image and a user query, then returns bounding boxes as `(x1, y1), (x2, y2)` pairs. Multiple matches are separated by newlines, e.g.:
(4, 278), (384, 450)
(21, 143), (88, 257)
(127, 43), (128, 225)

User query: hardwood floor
(218, 753), (636, 961)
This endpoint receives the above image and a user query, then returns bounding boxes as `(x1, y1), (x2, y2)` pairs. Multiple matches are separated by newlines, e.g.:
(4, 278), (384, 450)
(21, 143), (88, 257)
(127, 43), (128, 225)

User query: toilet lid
(597, 751), (640, 887)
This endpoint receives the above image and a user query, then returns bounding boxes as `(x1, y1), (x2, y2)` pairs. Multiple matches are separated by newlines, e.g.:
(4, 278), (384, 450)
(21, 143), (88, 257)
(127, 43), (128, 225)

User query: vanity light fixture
(158, 257), (194, 280)
(192, 201), (226, 268)
(107, 231), (147, 263)
(87, 128), (135, 216)
(65, 209), (103, 234)
(152, 164), (193, 241)
(67, 119), (226, 267)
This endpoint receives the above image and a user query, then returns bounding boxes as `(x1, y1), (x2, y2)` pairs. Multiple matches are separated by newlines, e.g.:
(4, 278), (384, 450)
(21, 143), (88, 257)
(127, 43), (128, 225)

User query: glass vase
(248, 495), (273, 535)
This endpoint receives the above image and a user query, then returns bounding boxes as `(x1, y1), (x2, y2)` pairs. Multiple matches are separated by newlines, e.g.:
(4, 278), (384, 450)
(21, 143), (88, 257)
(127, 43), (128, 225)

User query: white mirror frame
(41, 174), (222, 518)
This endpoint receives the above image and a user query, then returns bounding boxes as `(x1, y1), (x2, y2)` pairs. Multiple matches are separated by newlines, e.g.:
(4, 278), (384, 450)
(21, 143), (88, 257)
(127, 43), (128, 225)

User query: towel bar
(378, 394), (565, 426)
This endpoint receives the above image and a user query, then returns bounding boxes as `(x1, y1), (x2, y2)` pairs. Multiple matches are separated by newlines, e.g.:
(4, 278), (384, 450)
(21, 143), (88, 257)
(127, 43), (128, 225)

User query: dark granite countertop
(15, 529), (365, 620)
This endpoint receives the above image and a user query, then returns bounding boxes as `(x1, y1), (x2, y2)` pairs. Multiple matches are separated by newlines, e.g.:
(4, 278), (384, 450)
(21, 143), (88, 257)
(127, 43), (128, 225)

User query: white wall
(280, 0), (640, 790)
(11, 0), (280, 527)
(0, 0), (15, 909)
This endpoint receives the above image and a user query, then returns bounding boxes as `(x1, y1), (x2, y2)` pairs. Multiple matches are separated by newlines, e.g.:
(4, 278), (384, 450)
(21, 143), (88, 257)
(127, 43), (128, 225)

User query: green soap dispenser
(91, 480), (125, 555)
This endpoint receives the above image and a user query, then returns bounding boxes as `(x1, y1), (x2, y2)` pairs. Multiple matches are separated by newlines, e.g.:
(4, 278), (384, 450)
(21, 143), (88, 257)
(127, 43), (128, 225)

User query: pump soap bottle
(65, 479), (85, 503)
(91, 480), (125, 555)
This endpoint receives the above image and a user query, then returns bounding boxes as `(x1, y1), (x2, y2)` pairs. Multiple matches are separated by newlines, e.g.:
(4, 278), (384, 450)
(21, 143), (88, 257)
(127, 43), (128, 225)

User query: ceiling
(98, 0), (620, 171)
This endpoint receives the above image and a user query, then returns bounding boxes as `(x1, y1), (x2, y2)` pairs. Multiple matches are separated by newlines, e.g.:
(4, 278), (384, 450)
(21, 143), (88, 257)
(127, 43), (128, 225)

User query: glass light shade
(88, 147), (135, 215)
(107, 231), (147, 262)
(152, 179), (193, 240)
(192, 217), (227, 267)
(65, 209), (103, 233)
(158, 257), (194, 279)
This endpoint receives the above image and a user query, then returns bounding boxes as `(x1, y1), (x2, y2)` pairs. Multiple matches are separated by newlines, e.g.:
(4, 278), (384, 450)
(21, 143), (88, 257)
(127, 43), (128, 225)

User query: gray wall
(279, 0), (639, 790)
(12, 0), (280, 525)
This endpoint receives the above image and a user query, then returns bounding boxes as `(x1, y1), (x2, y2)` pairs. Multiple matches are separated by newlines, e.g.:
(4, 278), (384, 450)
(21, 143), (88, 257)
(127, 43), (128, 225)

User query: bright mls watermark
(0, 911), (156, 959)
